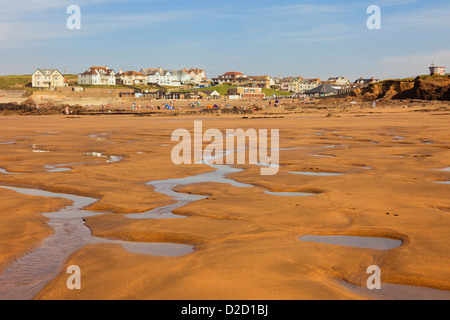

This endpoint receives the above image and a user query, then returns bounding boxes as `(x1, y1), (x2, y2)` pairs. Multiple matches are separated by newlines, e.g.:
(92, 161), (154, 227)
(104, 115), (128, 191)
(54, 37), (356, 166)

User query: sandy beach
(0, 104), (449, 300)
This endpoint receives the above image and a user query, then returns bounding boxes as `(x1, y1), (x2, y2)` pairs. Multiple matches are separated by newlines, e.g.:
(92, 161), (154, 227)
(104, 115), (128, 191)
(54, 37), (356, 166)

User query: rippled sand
(0, 108), (449, 300)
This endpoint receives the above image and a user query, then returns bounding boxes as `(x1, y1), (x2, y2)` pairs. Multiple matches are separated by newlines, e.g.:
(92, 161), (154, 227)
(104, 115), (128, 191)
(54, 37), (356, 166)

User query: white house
(298, 78), (321, 93)
(78, 66), (116, 85)
(32, 69), (65, 88)
(185, 68), (207, 85)
(327, 76), (350, 86)
(172, 70), (191, 85)
(429, 63), (446, 76)
(141, 67), (197, 86)
(140, 68), (176, 86)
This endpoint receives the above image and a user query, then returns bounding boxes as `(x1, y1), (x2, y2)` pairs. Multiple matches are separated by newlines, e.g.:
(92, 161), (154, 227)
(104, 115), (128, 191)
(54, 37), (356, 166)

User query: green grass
(77, 84), (131, 90)
(0, 75), (32, 89)
(261, 88), (292, 96)
(0, 74), (80, 90)
(173, 84), (234, 95)
(173, 84), (291, 97)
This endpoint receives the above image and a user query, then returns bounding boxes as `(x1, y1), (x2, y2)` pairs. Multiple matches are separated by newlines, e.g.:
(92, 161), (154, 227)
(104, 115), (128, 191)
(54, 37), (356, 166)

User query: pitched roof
(222, 71), (246, 76)
(250, 75), (271, 81)
(305, 84), (338, 94)
(81, 66), (115, 76)
(117, 71), (146, 77)
(34, 69), (63, 76)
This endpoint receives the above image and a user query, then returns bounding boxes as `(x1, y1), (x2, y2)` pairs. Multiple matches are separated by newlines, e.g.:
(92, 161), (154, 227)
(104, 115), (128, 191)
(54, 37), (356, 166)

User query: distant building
(173, 70), (191, 85)
(297, 78), (321, 93)
(354, 77), (380, 86)
(32, 69), (65, 88)
(141, 68), (174, 86)
(78, 66), (116, 85)
(116, 71), (148, 86)
(212, 71), (248, 85)
(228, 87), (265, 100)
(288, 77), (303, 93)
(327, 76), (350, 86)
(429, 63), (446, 76)
(305, 84), (339, 97)
(246, 75), (273, 89)
(283, 77), (321, 93)
(141, 67), (206, 86)
(183, 68), (208, 85)
(280, 77), (293, 92)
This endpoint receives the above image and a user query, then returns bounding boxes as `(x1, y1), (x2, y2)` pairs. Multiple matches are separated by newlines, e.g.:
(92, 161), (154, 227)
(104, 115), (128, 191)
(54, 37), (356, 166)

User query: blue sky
(1, 0), (449, 80)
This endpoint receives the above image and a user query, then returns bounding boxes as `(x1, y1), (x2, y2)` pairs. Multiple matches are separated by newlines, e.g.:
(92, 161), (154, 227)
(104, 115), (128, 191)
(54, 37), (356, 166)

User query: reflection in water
(299, 235), (402, 250)
(265, 191), (316, 197)
(0, 185), (194, 300)
(290, 171), (344, 176)
(338, 280), (450, 300)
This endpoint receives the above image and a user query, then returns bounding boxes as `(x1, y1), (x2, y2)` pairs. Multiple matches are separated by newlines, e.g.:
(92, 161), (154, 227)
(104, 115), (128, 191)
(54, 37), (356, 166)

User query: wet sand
(0, 107), (449, 300)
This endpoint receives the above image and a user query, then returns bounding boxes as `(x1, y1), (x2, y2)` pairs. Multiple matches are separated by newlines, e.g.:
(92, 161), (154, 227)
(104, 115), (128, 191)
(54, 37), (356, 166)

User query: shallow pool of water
(299, 235), (402, 250)
(93, 237), (194, 256)
(44, 165), (71, 173)
(289, 171), (344, 176)
(0, 168), (22, 175)
(265, 191), (316, 197)
(338, 280), (450, 300)
(0, 185), (195, 300)
(85, 152), (123, 163)
(311, 154), (335, 158)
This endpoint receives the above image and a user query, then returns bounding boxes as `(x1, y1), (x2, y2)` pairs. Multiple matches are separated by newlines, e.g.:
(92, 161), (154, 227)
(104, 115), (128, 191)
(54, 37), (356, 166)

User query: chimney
(119, 69), (123, 74)
(105, 66), (108, 70)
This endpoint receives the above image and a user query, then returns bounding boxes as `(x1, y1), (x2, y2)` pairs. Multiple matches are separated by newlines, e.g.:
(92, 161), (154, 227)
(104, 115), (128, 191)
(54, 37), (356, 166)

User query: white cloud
(272, 4), (343, 14)
(0, 1), (198, 49)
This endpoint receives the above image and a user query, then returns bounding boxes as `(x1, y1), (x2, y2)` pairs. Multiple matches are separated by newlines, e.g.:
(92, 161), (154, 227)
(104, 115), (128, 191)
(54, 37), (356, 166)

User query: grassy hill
(0, 75), (32, 89)
(0, 74), (79, 90)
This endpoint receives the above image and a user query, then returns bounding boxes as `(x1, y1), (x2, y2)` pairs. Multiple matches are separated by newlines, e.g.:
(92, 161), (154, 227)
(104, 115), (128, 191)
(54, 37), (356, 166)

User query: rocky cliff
(349, 76), (450, 101)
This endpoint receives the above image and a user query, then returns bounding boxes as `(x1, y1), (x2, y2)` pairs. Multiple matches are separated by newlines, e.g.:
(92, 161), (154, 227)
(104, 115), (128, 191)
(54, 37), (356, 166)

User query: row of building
(212, 71), (381, 93)
(32, 66), (208, 88)
(78, 67), (208, 87)
(30, 66), (384, 100)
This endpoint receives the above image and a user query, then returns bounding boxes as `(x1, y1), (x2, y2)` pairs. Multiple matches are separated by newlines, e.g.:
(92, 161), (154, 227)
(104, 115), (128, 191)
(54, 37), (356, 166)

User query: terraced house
(183, 68), (207, 85)
(32, 69), (65, 88)
(298, 78), (321, 93)
(141, 67), (207, 86)
(281, 77), (293, 91)
(78, 66), (116, 85)
(288, 77), (303, 93)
